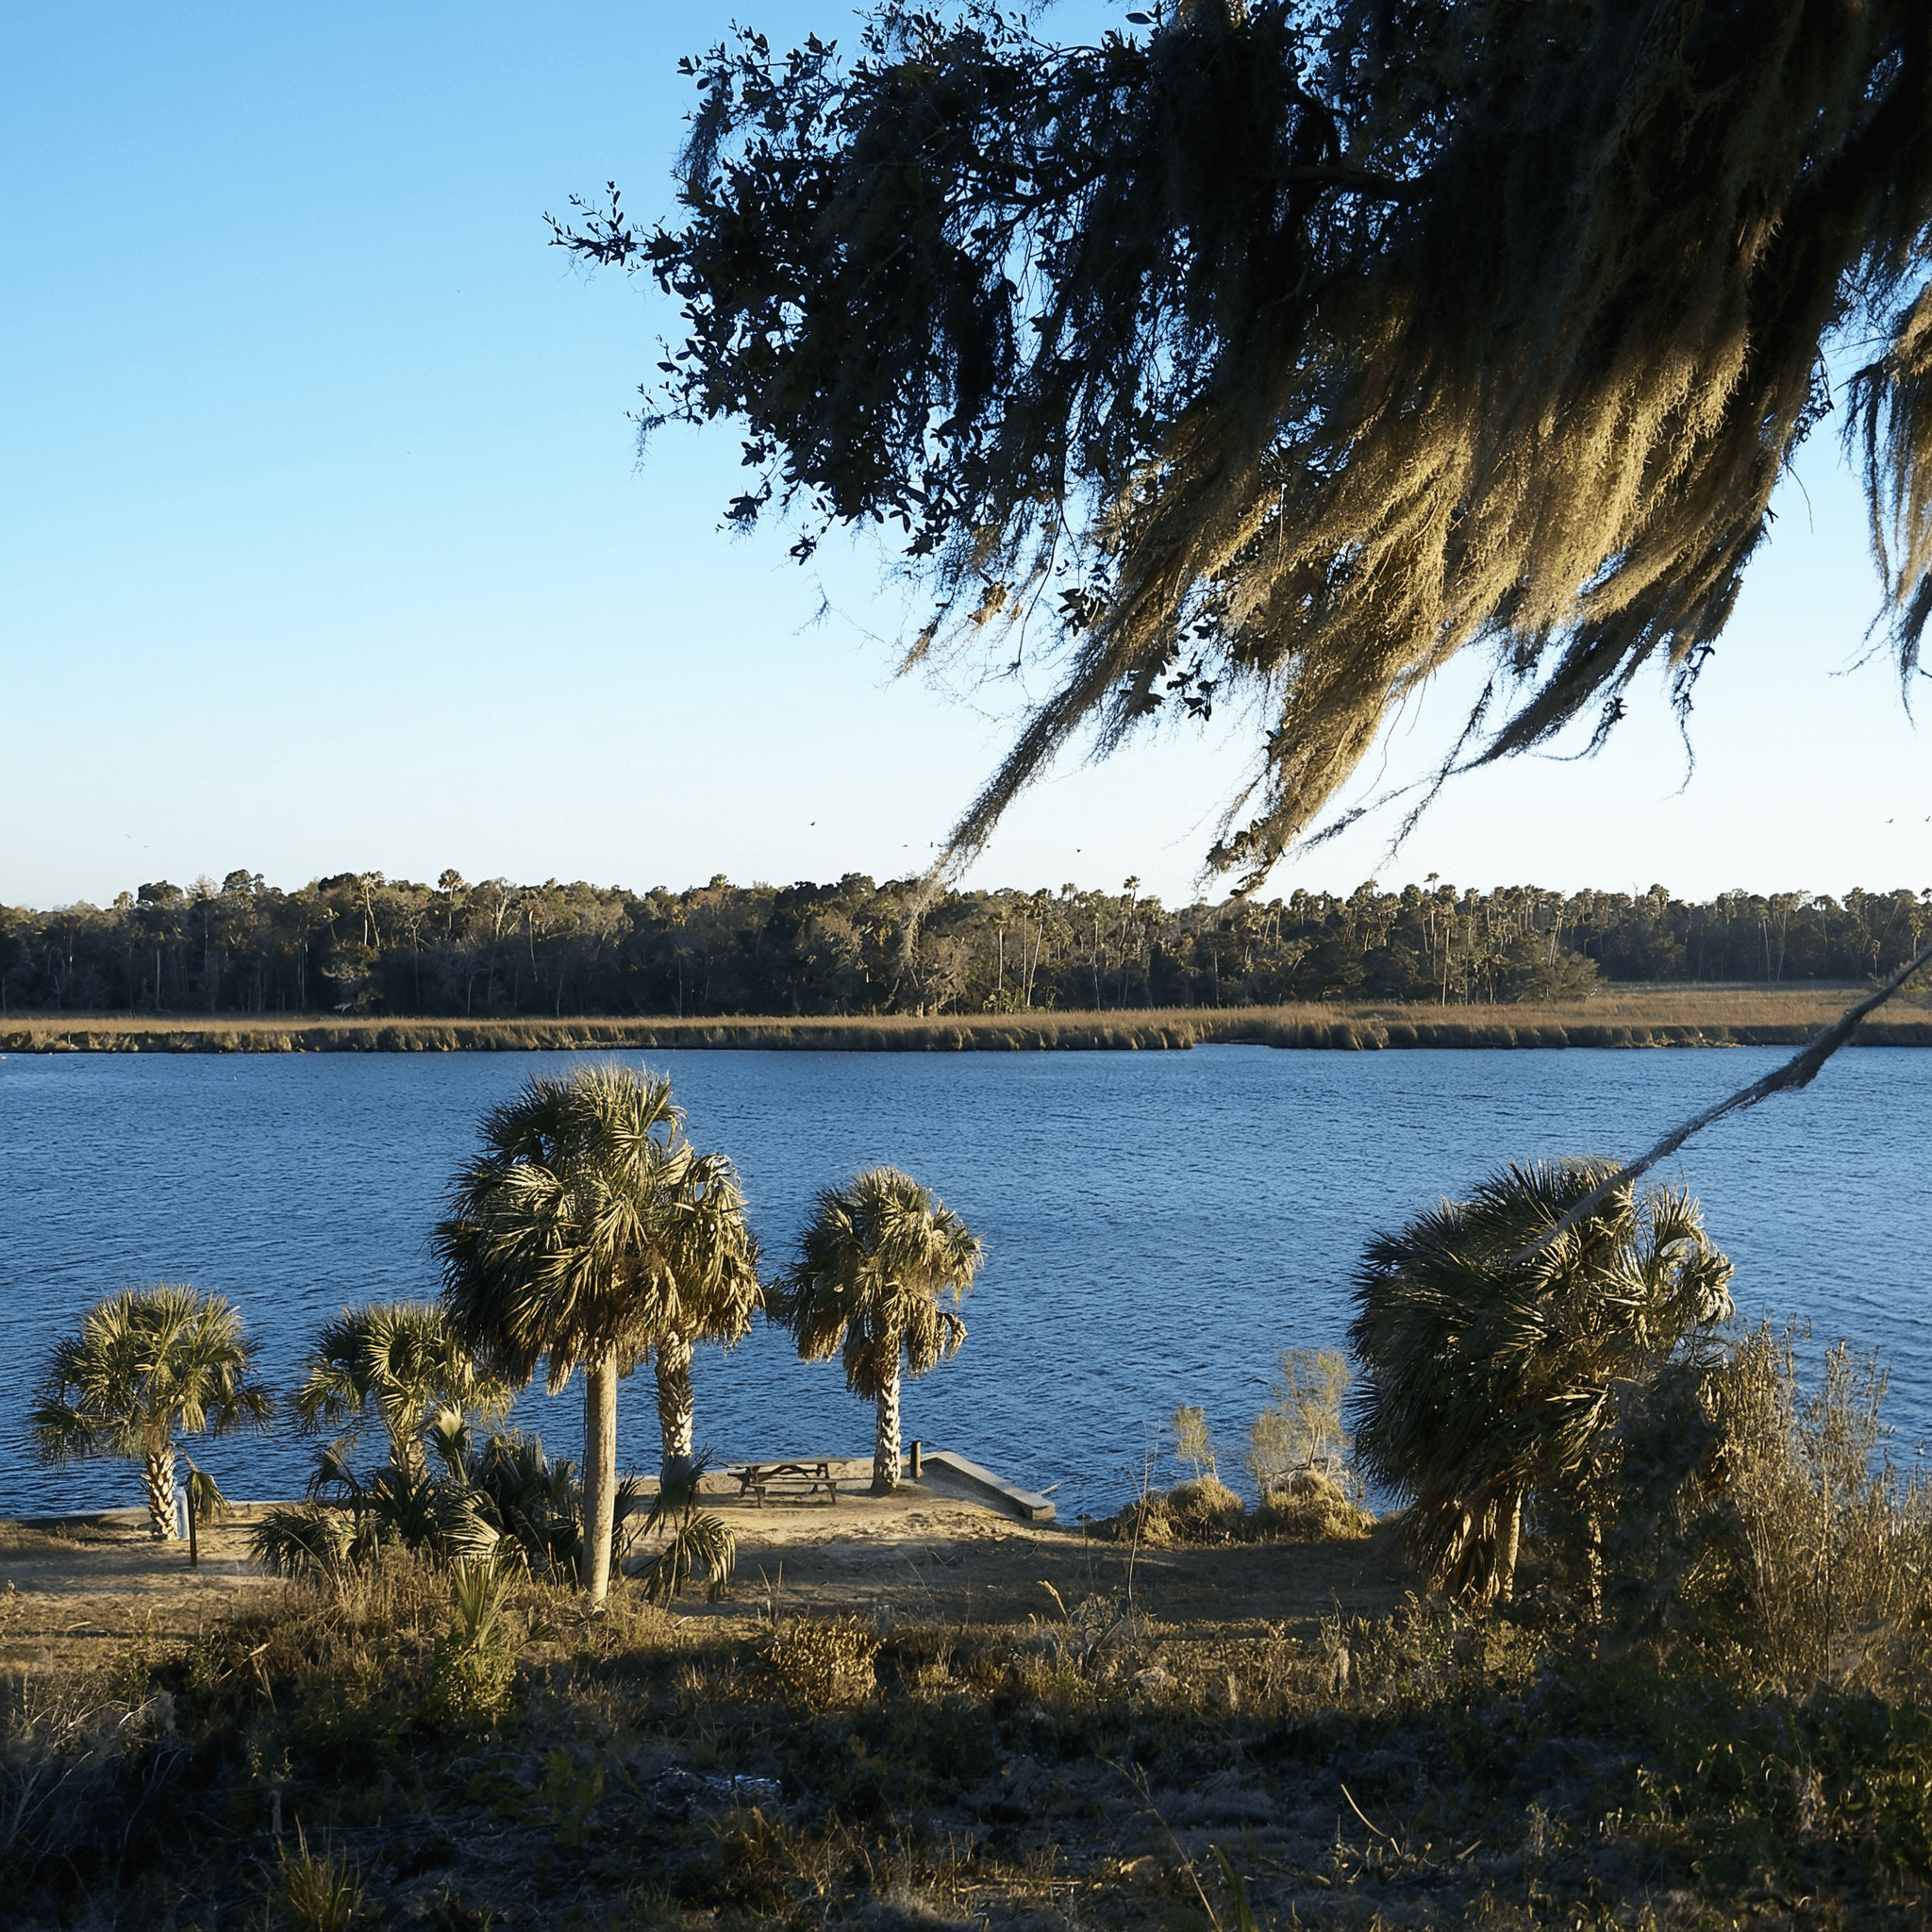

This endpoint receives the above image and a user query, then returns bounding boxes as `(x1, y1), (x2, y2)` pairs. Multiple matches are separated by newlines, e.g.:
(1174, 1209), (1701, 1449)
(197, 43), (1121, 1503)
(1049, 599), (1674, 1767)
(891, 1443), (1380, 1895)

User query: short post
(908, 1441), (923, 1481)
(174, 1486), (190, 1543)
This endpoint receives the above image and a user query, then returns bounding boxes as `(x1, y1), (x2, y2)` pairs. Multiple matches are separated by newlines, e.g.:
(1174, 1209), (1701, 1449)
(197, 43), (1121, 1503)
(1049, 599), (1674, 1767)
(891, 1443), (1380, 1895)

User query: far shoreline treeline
(4, 869), (1929, 1025)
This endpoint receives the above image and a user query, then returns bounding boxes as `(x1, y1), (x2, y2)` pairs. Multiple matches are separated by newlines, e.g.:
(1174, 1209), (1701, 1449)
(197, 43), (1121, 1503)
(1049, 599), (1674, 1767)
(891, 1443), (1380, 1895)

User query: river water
(3, 1044), (1928, 1520)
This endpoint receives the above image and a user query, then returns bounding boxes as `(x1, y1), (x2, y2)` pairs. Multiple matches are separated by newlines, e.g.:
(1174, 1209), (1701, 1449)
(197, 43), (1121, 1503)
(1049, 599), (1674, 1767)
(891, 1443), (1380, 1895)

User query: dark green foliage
(1350, 1159), (1734, 1604)
(7, 868), (1931, 1018)
(634, 1457), (737, 1605)
(249, 1429), (601, 1586)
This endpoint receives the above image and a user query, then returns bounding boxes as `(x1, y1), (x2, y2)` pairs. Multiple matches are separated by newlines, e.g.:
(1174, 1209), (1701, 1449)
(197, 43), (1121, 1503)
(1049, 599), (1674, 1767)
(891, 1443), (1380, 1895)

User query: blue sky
(4, 2), (1928, 910)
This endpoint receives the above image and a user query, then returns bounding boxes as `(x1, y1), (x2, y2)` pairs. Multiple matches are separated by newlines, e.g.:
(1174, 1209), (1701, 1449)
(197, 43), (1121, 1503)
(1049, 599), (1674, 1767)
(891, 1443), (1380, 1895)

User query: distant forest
(4, 873), (1928, 1019)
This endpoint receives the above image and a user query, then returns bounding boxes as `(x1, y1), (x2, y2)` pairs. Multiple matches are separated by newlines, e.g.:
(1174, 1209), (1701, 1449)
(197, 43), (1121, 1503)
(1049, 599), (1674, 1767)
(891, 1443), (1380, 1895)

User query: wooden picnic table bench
(732, 1460), (840, 1507)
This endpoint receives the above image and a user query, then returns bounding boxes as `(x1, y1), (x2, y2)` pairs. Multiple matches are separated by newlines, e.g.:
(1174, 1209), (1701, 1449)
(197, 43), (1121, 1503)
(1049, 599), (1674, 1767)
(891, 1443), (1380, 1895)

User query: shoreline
(4, 988), (1929, 1053)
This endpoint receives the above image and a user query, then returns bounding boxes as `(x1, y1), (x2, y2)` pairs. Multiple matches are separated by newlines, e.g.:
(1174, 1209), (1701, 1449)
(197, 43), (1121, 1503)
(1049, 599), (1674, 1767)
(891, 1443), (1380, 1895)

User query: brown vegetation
(7, 1341), (1932, 1931)
(8, 985), (1932, 1054)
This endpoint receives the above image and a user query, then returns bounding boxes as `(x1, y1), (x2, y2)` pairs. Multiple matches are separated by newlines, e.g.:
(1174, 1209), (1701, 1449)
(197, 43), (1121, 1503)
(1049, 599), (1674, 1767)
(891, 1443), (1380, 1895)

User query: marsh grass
(8, 986), (1927, 1055)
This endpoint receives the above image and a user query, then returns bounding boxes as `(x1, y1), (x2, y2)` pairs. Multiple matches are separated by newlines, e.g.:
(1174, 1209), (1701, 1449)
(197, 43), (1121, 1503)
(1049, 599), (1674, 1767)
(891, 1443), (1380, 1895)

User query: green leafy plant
(273, 1826), (362, 1932)
(538, 1750), (607, 1848)
(428, 1560), (531, 1727)
(1350, 1158), (1733, 1605)
(635, 1457), (737, 1605)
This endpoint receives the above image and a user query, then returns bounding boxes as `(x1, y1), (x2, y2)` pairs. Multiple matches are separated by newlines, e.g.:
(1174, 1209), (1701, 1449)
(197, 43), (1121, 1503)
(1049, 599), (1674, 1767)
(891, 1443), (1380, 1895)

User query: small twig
(1115, 1760), (1224, 1931)
(1512, 936), (1932, 1262)
(1339, 1780), (1395, 1844)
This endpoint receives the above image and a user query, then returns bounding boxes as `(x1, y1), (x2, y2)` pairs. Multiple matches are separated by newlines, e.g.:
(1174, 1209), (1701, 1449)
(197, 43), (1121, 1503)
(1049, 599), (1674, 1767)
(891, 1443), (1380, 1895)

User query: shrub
(1253, 1467), (1372, 1543)
(1161, 1474), (1247, 1542)
(760, 1616), (881, 1710)
(1246, 1348), (1353, 1493)
(426, 1561), (529, 1728)
(1689, 1325), (1932, 1692)
(1173, 1404), (1217, 1479)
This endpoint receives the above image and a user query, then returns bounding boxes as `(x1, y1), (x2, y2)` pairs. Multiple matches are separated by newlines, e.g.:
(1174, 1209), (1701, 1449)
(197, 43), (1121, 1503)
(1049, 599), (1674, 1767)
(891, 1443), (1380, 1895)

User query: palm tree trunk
(581, 1356), (619, 1604)
(655, 1332), (696, 1488)
(1496, 1488), (1524, 1602)
(873, 1361), (902, 1494)
(142, 1444), (178, 1540)
(384, 1407), (426, 1487)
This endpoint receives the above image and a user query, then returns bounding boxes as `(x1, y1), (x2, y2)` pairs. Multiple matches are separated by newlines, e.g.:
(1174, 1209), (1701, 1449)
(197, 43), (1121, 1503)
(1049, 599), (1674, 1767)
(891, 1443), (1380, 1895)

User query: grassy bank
(6, 1535), (1931, 1928)
(6, 987), (1930, 1053)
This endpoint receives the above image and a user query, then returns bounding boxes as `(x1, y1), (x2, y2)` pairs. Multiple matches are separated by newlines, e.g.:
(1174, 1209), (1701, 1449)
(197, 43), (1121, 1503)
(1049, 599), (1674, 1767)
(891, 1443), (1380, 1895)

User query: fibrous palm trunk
(873, 1360), (902, 1494)
(142, 1443), (178, 1540)
(655, 1331), (696, 1487)
(383, 1407), (427, 1487)
(581, 1356), (619, 1603)
(1497, 1489), (1524, 1603)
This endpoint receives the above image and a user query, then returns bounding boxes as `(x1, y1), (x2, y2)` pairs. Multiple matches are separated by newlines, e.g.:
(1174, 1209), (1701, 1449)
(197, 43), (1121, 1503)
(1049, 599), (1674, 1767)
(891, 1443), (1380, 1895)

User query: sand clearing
(0, 1468), (1414, 1674)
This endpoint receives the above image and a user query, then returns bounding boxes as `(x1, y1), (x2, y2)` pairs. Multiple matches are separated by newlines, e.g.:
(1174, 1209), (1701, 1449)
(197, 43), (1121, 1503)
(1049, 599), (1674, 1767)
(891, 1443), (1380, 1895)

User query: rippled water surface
(4, 1045), (1928, 1519)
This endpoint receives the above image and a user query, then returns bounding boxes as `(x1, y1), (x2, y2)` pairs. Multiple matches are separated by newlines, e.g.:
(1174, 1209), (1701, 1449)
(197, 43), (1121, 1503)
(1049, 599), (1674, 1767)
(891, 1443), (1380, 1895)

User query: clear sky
(4, 3), (1928, 911)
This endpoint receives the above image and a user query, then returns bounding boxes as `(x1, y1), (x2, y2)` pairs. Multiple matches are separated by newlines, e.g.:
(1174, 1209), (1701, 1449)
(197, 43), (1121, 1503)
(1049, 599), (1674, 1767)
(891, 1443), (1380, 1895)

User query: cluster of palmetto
(31, 1064), (983, 1607)
(1349, 1158), (1740, 1613)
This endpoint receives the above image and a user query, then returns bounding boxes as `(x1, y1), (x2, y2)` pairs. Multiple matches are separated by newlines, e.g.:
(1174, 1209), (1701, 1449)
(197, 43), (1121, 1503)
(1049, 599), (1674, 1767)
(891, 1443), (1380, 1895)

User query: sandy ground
(0, 1468), (1415, 1673)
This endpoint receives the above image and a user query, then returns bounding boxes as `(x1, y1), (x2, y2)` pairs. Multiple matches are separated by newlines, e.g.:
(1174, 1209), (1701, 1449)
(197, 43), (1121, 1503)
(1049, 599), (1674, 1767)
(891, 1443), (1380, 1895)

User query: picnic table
(732, 1460), (840, 1507)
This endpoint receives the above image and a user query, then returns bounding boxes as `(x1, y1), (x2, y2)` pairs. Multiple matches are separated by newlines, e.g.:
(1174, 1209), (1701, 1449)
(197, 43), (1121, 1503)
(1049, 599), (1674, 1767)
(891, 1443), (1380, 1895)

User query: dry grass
(6, 986), (1925, 1054)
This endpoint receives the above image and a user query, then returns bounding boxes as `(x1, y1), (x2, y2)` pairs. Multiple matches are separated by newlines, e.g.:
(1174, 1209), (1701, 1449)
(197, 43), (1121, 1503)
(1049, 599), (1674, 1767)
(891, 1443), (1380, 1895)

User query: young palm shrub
(456, 1431), (588, 1583)
(634, 1457), (737, 1605)
(428, 1558), (532, 1726)
(435, 1064), (757, 1601)
(1349, 1158), (1734, 1607)
(30, 1284), (273, 1539)
(293, 1301), (512, 1483)
(773, 1166), (984, 1493)
(249, 1501), (358, 1582)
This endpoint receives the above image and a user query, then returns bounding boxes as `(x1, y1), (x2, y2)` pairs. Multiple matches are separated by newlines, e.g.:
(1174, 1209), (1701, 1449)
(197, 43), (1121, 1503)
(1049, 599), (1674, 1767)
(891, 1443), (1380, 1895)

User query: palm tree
(1348, 1158), (1734, 1607)
(649, 1149), (762, 1488)
(293, 1301), (513, 1483)
(774, 1166), (984, 1493)
(30, 1284), (273, 1540)
(433, 1063), (756, 1602)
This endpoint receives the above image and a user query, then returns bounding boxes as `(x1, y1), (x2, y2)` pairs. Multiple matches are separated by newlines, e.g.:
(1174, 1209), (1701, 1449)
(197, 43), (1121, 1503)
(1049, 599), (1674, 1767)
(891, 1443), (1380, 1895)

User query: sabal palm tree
(30, 1284), (273, 1540)
(774, 1166), (984, 1493)
(1348, 1158), (1734, 1606)
(433, 1063), (756, 1602)
(649, 1149), (762, 1487)
(293, 1301), (512, 1483)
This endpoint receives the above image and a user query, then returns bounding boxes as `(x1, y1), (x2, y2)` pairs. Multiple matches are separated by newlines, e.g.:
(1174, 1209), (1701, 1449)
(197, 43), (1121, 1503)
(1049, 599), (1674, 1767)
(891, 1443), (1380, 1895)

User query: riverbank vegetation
(7, 871), (1931, 1022)
(11, 987), (1932, 1054)
(7, 1308), (1932, 1927)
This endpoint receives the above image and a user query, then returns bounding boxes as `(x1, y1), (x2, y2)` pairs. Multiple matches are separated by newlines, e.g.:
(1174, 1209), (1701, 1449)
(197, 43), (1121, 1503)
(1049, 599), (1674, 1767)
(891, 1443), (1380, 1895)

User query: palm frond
(1349, 1158), (1734, 1603)
(775, 1167), (983, 1398)
(30, 1284), (272, 1480)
